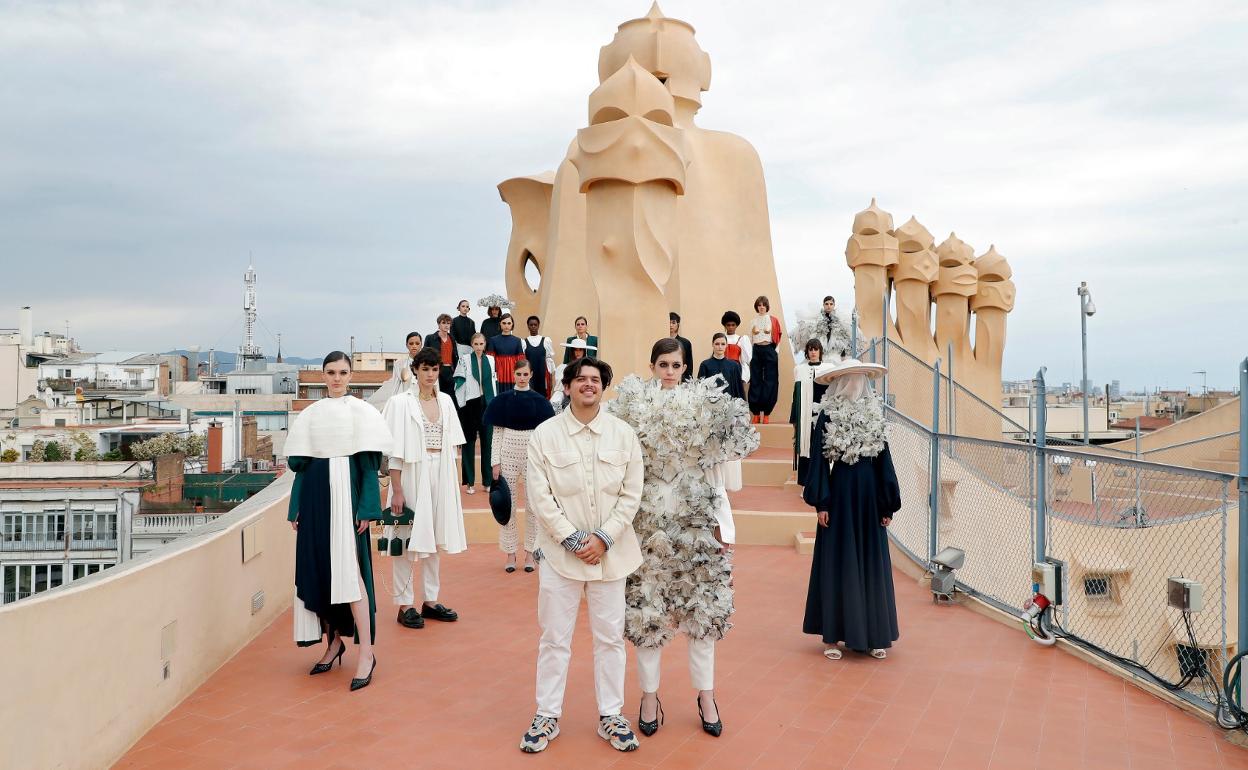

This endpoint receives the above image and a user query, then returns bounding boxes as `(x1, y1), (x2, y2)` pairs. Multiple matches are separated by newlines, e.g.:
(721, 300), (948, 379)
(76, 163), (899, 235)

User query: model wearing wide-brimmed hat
(802, 355), (901, 662)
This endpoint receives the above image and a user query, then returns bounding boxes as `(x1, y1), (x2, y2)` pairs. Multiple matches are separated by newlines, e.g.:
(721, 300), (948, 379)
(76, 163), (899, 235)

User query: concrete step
(794, 530), (815, 555)
(755, 422), (794, 450)
(1218, 448), (1239, 462)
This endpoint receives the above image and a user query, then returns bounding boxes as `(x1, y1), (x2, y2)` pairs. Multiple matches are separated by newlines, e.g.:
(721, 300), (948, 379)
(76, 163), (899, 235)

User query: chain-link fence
(877, 358), (1240, 714)
(1043, 446), (1232, 707)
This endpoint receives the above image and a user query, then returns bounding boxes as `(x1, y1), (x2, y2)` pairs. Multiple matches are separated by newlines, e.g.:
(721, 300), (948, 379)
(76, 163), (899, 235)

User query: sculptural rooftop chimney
(599, 2), (711, 122)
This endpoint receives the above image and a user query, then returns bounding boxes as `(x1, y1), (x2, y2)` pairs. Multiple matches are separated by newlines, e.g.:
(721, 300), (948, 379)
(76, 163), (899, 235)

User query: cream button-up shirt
(526, 406), (644, 582)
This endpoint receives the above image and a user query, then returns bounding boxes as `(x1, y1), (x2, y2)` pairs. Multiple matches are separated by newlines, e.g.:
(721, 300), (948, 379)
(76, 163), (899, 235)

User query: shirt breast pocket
(597, 448), (630, 496)
(547, 451), (583, 498)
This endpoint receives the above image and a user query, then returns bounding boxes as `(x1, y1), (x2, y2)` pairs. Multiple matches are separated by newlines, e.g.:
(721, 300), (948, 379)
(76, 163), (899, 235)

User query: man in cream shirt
(519, 356), (644, 755)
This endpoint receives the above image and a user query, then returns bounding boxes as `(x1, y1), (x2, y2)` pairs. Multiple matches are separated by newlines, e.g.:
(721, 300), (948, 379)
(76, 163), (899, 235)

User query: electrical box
(1032, 560), (1065, 605)
(1167, 577), (1204, 613)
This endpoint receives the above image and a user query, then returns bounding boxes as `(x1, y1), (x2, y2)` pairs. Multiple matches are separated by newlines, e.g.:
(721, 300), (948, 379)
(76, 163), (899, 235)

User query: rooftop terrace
(117, 545), (1246, 770)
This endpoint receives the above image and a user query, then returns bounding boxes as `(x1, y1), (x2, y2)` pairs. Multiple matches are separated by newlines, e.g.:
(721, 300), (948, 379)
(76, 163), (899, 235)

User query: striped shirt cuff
(591, 529), (613, 549)
(561, 531), (589, 551)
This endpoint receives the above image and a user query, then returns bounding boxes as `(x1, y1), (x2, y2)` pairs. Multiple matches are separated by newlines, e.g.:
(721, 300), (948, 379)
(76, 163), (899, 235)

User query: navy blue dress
(801, 414), (902, 651)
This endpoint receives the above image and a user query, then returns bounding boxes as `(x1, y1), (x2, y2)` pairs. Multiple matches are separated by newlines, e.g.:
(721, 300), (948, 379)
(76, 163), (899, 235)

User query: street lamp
(1077, 282), (1096, 444)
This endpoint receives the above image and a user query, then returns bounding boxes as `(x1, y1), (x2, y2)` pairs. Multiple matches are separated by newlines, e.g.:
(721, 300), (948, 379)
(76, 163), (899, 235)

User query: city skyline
(2, 1), (1245, 389)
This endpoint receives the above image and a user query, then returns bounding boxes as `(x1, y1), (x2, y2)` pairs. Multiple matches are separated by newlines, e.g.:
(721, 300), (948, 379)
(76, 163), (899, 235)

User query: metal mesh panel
(1142, 431), (1239, 473)
(1044, 447), (1231, 709)
(941, 435), (1037, 611)
(882, 409), (933, 566)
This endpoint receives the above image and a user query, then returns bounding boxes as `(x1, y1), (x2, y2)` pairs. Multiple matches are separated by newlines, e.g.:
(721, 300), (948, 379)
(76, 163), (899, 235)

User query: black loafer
(422, 603), (458, 622)
(397, 608), (424, 629)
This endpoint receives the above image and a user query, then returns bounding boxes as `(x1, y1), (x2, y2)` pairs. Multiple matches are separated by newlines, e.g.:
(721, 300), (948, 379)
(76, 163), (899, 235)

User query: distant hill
(163, 350), (321, 367)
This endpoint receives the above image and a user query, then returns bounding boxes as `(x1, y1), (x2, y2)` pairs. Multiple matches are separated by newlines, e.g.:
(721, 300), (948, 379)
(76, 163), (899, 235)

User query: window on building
(234, 388), (258, 395)
(1176, 644), (1211, 679)
(1083, 575), (1114, 602)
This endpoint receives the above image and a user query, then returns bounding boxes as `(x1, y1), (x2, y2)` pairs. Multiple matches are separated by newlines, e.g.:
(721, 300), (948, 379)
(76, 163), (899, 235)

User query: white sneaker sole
(519, 723), (559, 753)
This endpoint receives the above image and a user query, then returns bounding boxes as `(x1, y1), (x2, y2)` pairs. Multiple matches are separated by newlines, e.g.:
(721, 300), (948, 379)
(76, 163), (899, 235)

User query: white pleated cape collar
(284, 395), (393, 458)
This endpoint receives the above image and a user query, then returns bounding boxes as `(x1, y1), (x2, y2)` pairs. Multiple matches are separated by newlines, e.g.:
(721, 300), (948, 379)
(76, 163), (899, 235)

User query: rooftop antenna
(239, 257), (263, 368)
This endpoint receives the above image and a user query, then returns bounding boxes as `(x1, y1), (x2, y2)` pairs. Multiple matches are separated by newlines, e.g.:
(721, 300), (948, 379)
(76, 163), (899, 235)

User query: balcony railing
(39, 377), (156, 393)
(133, 513), (224, 533)
(1, 536), (119, 552)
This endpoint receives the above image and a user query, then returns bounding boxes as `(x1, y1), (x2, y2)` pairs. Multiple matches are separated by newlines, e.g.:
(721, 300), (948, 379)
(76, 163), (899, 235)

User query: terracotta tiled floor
(117, 546), (1248, 770)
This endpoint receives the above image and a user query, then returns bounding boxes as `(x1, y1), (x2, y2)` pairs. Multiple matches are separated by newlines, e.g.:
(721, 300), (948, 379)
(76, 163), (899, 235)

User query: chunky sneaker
(519, 715), (559, 753)
(597, 715), (639, 752)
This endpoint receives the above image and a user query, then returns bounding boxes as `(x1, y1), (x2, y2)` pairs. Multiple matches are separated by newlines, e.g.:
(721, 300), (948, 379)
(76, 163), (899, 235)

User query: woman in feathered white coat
(610, 338), (759, 739)
(381, 347), (468, 629)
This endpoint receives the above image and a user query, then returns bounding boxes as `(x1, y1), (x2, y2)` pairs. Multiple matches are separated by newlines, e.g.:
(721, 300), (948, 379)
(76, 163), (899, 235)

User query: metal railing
(1, 536), (119, 552)
(132, 513), (224, 532)
(877, 357), (1246, 716)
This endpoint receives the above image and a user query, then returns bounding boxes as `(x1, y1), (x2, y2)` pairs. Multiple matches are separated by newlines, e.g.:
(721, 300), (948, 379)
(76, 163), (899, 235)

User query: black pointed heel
(350, 656), (377, 691)
(308, 639), (345, 676)
(638, 695), (663, 736)
(698, 695), (722, 737)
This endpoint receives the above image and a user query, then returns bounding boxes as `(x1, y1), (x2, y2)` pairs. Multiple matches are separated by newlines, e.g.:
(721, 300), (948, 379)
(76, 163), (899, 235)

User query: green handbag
(376, 506), (416, 554)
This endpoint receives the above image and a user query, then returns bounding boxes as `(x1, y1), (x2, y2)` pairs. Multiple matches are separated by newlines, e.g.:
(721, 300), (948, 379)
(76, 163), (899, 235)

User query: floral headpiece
(477, 293), (516, 310)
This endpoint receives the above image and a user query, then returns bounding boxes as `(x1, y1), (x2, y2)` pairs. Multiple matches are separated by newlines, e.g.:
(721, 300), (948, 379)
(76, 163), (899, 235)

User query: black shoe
(638, 695), (663, 736)
(505, 562), (517, 573)
(309, 639), (345, 675)
(396, 608), (424, 629)
(698, 695), (722, 737)
(350, 656), (377, 692)
(422, 603), (458, 622)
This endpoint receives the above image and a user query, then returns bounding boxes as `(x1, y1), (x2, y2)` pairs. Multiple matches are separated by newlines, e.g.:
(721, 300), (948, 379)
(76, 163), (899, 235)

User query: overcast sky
(2, 0), (1245, 390)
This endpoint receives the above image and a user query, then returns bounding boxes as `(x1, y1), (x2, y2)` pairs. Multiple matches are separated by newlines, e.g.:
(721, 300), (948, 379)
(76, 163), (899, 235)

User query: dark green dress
(288, 452), (383, 646)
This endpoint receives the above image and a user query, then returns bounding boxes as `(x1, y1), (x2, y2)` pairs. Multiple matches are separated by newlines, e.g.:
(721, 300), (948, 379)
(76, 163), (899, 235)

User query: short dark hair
(458, 299), (470, 308)
(526, 315), (540, 325)
(413, 347), (442, 370)
(804, 338), (824, 355)
(500, 313), (514, 326)
(436, 313), (452, 324)
(405, 331), (422, 344)
(823, 295), (835, 304)
(754, 295), (770, 312)
(562, 356), (613, 389)
(712, 332), (727, 343)
(668, 311), (681, 324)
(514, 358), (531, 372)
(322, 351), (351, 370)
(721, 310), (741, 326)
(650, 337), (683, 364)
(574, 315), (588, 325)
(488, 306), (501, 317)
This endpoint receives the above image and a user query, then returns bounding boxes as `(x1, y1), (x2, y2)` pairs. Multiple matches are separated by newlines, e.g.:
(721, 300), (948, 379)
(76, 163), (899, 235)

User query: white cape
(380, 391), (468, 557)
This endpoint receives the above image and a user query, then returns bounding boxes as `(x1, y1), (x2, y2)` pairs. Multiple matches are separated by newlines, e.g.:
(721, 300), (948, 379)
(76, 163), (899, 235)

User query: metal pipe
(1035, 367), (1048, 561)
(1237, 357), (1247, 667)
(1080, 284), (1090, 444)
(930, 358), (942, 562)
(947, 341), (955, 438)
(881, 291), (890, 402)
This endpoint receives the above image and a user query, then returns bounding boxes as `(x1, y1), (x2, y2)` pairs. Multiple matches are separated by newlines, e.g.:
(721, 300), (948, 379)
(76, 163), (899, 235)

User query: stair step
(794, 530), (816, 555)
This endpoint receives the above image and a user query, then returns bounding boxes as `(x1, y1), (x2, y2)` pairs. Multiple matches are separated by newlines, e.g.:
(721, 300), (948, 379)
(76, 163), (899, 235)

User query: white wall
(0, 344), (40, 412)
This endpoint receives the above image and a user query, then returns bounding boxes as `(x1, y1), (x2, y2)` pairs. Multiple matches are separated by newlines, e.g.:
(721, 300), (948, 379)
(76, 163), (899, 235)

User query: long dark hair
(649, 337), (683, 364)
(322, 351), (351, 370)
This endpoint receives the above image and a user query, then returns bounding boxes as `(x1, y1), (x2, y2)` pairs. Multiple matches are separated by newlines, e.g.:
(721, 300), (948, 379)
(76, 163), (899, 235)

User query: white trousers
(635, 636), (716, 692)
(391, 551), (440, 605)
(535, 561), (626, 719)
